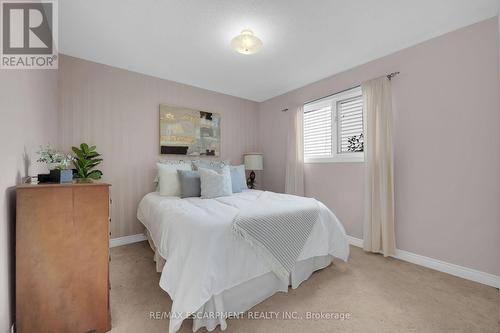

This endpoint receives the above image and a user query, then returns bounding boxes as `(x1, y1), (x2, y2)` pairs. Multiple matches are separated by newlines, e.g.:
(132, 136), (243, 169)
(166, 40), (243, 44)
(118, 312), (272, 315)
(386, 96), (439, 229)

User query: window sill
(304, 153), (364, 164)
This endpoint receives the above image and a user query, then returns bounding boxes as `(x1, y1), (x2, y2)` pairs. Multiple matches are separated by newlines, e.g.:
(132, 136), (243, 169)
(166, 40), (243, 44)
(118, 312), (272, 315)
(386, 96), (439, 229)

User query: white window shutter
(303, 86), (364, 163)
(338, 96), (363, 153)
(303, 105), (332, 159)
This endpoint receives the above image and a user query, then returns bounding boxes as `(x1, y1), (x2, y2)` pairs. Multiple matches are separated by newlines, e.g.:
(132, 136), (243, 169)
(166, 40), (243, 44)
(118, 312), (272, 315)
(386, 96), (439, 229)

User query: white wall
(0, 70), (59, 332)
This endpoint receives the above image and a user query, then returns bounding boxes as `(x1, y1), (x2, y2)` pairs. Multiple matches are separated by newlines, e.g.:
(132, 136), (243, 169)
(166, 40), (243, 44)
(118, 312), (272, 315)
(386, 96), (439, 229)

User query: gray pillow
(230, 165), (247, 193)
(177, 170), (201, 198)
(199, 166), (232, 199)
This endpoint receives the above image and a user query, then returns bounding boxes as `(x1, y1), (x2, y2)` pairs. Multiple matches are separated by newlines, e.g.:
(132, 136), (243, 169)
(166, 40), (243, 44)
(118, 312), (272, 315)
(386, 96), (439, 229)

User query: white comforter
(137, 190), (349, 333)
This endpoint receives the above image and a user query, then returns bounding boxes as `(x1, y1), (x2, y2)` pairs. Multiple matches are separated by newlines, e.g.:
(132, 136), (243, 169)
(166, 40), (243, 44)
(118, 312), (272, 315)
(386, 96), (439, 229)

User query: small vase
(49, 169), (73, 183)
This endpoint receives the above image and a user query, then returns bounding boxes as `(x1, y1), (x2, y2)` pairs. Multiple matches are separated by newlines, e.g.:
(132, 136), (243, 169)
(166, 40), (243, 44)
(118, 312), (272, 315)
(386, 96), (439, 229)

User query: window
(303, 86), (364, 163)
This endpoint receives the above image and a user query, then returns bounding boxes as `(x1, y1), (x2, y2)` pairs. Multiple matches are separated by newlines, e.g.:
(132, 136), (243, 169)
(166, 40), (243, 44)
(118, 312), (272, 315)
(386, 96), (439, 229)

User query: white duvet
(137, 190), (349, 333)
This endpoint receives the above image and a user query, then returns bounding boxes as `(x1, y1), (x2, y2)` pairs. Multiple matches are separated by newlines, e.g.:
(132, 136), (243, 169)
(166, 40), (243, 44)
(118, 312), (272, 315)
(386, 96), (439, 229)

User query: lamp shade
(244, 153), (263, 171)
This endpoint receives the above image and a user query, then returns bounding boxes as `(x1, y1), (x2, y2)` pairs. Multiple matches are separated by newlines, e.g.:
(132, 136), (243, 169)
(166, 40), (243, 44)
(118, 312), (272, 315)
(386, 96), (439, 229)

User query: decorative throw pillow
(177, 170), (201, 198)
(230, 165), (247, 193)
(199, 166), (233, 199)
(157, 162), (192, 196)
(154, 159), (193, 189)
(192, 160), (230, 172)
(158, 159), (192, 166)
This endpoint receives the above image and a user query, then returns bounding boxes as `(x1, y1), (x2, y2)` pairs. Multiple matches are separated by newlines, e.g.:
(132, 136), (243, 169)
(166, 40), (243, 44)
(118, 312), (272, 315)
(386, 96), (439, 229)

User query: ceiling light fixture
(230, 29), (263, 55)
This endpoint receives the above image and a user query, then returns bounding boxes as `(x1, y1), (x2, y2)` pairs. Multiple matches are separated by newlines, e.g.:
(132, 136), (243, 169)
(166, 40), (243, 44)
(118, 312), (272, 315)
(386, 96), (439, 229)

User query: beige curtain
(362, 77), (396, 256)
(285, 106), (305, 196)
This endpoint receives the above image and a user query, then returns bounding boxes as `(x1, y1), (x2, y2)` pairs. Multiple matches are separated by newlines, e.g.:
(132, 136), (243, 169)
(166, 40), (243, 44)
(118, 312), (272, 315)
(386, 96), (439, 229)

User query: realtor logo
(1, 0), (58, 69)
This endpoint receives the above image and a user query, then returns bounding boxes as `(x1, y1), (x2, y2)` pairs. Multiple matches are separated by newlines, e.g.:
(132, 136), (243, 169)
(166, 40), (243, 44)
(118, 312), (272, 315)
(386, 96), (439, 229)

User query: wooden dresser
(16, 182), (111, 333)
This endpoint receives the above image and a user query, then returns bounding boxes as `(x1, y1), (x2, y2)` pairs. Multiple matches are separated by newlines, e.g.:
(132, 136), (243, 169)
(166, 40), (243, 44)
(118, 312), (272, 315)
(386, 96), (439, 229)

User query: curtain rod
(282, 71), (400, 111)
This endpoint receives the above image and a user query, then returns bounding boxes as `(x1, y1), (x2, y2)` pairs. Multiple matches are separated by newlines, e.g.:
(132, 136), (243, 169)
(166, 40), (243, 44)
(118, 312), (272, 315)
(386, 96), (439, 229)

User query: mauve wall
(0, 71), (58, 332)
(259, 18), (500, 276)
(58, 55), (260, 238)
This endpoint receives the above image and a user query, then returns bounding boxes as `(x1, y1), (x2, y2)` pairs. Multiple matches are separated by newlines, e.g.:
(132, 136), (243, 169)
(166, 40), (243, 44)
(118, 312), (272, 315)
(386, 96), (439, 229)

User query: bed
(137, 189), (349, 332)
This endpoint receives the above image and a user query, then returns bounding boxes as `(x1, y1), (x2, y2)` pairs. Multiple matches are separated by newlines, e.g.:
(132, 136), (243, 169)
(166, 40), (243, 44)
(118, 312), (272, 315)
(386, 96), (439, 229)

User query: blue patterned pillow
(192, 160), (230, 172)
(199, 166), (232, 199)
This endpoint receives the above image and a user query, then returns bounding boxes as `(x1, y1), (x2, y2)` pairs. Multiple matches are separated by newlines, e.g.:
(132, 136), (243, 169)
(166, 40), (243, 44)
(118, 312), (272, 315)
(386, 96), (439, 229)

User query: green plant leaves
(87, 170), (103, 180)
(71, 143), (103, 180)
(71, 147), (85, 159)
(81, 143), (90, 154)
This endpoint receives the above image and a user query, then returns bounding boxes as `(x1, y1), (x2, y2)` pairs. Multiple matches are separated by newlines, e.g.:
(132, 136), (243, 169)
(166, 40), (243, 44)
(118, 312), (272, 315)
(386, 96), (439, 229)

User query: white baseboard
(347, 236), (500, 289)
(109, 233), (147, 248)
(110, 232), (499, 289)
(346, 235), (363, 248)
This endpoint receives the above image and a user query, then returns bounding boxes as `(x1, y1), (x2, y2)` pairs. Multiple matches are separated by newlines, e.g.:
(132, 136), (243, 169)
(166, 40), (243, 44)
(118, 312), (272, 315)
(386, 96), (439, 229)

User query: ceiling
(59, 0), (499, 102)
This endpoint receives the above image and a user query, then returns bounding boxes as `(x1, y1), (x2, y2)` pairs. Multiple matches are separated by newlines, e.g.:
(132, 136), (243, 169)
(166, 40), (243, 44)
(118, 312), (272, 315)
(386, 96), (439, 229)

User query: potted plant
(347, 133), (364, 152)
(72, 143), (103, 182)
(37, 145), (74, 183)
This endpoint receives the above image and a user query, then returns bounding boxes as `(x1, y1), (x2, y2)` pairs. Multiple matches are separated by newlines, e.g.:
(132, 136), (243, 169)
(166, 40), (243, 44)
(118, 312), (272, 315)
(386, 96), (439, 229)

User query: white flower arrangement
(37, 145), (74, 170)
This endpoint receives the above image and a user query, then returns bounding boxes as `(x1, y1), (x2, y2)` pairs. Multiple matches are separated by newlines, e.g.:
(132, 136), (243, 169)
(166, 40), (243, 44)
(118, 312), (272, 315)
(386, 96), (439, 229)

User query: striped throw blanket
(232, 191), (320, 283)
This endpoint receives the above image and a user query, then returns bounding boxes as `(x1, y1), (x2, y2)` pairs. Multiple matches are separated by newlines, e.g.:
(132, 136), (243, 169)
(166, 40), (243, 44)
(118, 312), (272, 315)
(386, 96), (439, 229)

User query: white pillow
(157, 162), (192, 196)
(199, 166), (233, 199)
(154, 159), (192, 189)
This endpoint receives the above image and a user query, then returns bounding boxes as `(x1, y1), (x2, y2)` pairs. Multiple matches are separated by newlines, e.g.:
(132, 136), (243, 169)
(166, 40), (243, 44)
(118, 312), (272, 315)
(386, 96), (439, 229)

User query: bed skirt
(144, 229), (334, 332)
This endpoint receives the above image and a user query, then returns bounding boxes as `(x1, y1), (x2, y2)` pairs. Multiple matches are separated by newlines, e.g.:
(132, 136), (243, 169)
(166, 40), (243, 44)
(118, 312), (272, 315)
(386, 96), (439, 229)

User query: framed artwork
(159, 104), (221, 156)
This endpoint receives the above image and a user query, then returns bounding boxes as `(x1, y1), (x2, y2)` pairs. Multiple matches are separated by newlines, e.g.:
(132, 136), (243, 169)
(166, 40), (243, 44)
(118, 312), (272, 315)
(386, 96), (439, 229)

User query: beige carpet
(109, 242), (499, 333)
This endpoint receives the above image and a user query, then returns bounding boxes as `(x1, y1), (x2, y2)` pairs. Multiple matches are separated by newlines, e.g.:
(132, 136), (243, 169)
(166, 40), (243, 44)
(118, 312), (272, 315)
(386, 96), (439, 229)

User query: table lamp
(243, 153), (263, 189)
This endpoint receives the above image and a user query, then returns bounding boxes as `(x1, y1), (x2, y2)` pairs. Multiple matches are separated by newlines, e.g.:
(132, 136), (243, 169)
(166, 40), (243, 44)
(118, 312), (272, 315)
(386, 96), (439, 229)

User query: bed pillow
(192, 160), (230, 172)
(199, 166), (232, 199)
(230, 165), (247, 193)
(154, 159), (192, 189)
(177, 170), (201, 198)
(157, 162), (192, 196)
